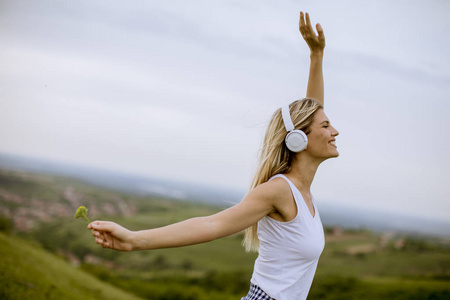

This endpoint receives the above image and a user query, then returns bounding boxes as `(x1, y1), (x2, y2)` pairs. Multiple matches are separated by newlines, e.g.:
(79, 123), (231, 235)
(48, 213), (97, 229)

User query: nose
(331, 125), (339, 136)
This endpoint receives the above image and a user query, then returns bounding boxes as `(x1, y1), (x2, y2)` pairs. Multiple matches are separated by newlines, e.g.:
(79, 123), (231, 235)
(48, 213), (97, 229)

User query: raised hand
(299, 11), (325, 55)
(88, 221), (134, 251)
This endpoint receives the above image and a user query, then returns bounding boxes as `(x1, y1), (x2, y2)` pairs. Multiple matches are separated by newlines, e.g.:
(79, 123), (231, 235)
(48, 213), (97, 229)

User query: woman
(88, 11), (339, 300)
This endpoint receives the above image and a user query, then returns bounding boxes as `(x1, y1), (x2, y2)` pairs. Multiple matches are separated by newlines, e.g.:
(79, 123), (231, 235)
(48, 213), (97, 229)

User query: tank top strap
(268, 174), (302, 207)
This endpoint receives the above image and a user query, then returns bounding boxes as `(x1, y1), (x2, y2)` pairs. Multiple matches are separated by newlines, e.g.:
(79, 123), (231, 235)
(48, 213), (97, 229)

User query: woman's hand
(299, 11), (325, 55)
(88, 221), (134, 251)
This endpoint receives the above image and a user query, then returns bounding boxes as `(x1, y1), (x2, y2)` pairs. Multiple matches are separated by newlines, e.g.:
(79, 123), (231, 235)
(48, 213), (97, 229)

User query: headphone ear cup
(285, 130), (308, 152)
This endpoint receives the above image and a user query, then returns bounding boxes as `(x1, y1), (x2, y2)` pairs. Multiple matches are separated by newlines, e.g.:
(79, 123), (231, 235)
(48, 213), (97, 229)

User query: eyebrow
(320, 121), (330, 125)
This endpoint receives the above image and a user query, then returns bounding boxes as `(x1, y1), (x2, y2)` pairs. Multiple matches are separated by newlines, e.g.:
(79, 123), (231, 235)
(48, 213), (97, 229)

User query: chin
(329, 150), (339, 158)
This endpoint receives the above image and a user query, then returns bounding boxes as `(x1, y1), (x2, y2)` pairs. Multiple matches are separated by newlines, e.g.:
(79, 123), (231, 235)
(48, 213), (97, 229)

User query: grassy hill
(0, 231), (143, 300)
(1, 167), (449, 299)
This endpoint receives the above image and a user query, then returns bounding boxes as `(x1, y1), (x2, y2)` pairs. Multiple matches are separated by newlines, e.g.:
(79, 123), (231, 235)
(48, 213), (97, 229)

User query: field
(0, 168), (449, 299)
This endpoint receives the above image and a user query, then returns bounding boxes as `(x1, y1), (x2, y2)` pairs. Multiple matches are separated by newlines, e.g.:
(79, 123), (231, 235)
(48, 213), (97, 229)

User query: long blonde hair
(242, 98), (323, 252)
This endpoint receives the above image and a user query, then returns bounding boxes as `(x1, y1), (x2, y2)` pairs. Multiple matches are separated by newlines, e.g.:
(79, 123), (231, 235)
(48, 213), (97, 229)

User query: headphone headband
(281, 105), (295, 132)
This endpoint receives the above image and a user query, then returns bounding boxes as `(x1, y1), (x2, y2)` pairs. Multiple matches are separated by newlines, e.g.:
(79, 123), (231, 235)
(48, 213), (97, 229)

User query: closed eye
(320, 121), (330, 128)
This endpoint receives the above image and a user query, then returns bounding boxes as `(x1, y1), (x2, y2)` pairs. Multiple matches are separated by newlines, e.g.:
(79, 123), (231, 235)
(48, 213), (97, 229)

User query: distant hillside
(0, 167), (140, 232)
(0, 152), (245, 206)
(1, 152), (449, 238)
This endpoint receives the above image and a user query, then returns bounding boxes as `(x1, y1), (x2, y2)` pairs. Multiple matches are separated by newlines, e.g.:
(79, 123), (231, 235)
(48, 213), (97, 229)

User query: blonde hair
(242, 98), (323, 252)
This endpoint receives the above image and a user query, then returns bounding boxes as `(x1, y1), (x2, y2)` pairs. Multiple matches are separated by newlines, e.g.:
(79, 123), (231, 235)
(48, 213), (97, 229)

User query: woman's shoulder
(254, 175), (297, 221)
(252, 175), (292, 203)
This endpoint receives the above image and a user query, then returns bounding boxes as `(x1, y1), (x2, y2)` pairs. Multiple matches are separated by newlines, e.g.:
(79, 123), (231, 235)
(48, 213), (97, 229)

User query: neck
(286, 154), (323, 192)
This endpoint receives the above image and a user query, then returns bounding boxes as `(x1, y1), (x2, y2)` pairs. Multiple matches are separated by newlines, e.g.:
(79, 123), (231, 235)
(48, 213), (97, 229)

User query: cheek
(307, 132), (330, 151)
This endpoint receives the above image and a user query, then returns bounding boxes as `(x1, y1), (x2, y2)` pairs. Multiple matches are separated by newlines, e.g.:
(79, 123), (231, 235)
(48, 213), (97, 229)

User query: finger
(316, 23), (325, 41)
(90, 221), (115, 232)
(95, 236), (110, 248)
(91, 220), (107, 227)
(103, 233), (114, 250)
(305, 12), (311, 27)
(102, 239), (110, 248)
(299, 26), (306, 37)
(299, 11), (306, 31)
(316, 23), (323, 33)
(305, 12), (317, 36)
(299, 16), (310, 39)
(101, 234), (111, 248)
(92, 230), (103, 239)
(102, 232), (108, 245)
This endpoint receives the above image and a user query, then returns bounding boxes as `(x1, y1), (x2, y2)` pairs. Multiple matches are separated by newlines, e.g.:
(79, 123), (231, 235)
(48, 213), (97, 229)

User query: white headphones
(281, 104), (308, 152)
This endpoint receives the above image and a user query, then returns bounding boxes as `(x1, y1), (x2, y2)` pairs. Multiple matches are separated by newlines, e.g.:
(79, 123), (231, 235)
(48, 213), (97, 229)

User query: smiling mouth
(329, 141), (336, 147)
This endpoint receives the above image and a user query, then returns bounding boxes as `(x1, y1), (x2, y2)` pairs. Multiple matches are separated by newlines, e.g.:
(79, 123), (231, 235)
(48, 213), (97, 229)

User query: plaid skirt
(241, 283), (275, 300)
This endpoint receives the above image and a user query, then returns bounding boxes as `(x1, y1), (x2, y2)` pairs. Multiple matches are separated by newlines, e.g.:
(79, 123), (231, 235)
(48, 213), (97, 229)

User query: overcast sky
(1, 0), (449, 222)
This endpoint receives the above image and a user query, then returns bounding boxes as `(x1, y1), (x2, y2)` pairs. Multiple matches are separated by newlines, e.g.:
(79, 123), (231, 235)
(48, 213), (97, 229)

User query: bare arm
(299, 11), (325, 105)
(88, 181), (284, 251)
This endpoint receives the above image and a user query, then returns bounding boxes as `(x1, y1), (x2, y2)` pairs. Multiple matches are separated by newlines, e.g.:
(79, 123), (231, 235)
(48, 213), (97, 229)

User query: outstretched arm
(87, 180), (286, 251)
(299, 11), (325, 105)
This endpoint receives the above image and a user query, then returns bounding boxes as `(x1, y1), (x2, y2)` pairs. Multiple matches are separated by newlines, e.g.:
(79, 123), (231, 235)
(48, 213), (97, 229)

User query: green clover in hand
(74, 206), (91, 224)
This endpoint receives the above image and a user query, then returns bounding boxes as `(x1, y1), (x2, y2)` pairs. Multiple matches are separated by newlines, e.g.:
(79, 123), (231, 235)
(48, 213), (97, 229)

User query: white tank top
(250, 174), (325, 300)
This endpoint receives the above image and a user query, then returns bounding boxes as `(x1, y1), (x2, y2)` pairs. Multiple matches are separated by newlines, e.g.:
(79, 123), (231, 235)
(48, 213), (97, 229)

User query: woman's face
(305, 109), (339, 160)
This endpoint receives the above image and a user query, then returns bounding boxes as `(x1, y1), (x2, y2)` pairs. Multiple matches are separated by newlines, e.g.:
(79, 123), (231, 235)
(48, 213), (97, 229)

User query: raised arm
(88, 180), (288, 251)
(299, 11), (325, 105)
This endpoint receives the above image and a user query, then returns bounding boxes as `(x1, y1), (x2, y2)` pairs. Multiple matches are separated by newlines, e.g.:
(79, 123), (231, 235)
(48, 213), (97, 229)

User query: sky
(1, 0), (449, 222)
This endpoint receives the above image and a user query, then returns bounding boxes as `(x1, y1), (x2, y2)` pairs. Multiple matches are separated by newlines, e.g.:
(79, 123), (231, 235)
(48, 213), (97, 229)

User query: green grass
(308, 233), (450, 299)
(309, 275), (450, 300)
(0, 231), (143, 300)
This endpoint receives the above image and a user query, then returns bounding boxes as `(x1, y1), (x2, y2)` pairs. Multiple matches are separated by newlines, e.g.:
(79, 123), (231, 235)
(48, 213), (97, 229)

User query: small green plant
(74, 206), (91, 224)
